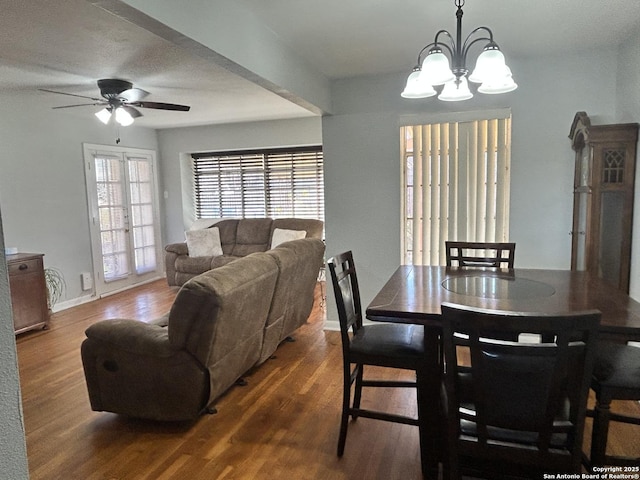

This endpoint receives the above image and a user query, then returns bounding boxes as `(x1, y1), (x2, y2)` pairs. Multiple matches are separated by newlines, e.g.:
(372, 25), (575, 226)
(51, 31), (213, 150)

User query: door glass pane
(97, 183), (123, 206)
(141, 205), (153, 224)
(103, 252), (129, 281)
(95, 157), (130, 282)
(128, 158), (157, 274)
(129, 183), (140, 204)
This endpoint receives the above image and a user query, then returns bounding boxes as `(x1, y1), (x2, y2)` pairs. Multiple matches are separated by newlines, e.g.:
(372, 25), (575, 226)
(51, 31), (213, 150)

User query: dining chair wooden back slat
(445, 241), (516, 268)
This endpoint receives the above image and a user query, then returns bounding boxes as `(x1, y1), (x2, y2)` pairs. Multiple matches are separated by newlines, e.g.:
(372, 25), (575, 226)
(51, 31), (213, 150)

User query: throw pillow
(185, 227), (223, 257)
(271, 228), (306, 248)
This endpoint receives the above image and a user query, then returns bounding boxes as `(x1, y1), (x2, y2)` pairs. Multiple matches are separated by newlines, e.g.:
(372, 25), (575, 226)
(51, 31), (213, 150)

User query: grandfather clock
(569, 112), (638, 292)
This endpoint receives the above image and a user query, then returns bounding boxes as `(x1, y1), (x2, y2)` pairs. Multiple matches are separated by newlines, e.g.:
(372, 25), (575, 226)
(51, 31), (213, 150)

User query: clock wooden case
(569, 112), (639, 292)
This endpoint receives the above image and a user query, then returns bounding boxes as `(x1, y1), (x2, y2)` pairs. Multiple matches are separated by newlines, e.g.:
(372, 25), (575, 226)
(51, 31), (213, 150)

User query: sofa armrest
(165, 242), (189, 255)
(84, 319), (174, 357)
(82, 318), (209, 421)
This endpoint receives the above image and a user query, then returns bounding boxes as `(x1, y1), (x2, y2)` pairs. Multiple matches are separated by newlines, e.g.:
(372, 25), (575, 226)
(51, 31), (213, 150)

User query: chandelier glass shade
(439, 77), (473, 101)
(401, 69), (438, 98)
(401, 0), (517, 101)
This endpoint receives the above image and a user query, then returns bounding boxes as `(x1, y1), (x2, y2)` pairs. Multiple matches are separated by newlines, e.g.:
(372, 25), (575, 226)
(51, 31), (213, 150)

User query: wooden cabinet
(7, 253), (49, 334)
(569, 112), (639, 292)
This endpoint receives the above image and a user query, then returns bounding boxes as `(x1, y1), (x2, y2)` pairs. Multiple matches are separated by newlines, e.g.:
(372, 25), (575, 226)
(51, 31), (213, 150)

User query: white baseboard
(323, 319), (340, 331)
(50, 275), (165, 312)
(323, 319), (380, 332)
(51, 294), (96, 312)
(98, 275), (164, 298)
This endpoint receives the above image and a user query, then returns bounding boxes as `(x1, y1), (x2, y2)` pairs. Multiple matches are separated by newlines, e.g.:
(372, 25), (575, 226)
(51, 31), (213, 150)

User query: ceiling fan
(40, 78), (191, 127)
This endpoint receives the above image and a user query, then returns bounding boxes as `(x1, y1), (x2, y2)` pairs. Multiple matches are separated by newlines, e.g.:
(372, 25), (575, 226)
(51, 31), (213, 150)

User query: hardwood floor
(15, 279), (640, 480)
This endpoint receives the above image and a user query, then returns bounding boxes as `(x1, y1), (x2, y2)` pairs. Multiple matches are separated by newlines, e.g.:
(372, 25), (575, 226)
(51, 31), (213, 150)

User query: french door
(84, 144), (162, 296)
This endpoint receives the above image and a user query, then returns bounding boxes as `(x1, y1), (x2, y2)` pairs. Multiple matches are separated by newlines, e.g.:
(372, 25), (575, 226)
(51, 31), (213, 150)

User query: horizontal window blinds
(192, 146), (324, 221)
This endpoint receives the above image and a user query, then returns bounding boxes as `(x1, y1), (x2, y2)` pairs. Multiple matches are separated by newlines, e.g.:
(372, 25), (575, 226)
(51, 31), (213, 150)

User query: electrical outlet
(81, 272), (93, 291)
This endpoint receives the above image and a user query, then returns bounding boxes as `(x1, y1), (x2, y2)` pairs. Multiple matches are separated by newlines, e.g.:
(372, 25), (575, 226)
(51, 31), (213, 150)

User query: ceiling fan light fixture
(95, 107), (112, 125)
(114, 107), (135, 126)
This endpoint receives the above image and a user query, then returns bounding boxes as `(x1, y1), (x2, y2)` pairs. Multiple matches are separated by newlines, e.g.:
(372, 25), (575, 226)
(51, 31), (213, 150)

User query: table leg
(417, 326), (442, 480)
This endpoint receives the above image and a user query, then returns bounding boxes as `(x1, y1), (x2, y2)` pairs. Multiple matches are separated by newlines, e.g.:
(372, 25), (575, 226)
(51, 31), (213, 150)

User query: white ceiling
(2, 0), (639, 129)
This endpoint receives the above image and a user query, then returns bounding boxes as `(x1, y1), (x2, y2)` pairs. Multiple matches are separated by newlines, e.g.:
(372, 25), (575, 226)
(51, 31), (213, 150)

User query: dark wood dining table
(365, 265), (640, 479)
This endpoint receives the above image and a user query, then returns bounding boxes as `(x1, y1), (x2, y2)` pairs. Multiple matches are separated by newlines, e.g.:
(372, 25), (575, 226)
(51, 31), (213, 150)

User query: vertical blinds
(402, 117), (511, 265)
(192, 146), (324, 220)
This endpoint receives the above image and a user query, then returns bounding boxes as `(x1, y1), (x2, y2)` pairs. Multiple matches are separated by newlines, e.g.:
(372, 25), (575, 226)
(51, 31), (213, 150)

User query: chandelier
(402, 0), (517, 101)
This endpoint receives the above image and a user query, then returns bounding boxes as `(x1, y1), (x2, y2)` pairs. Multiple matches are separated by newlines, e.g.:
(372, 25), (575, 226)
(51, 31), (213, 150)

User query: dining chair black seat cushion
(458, 418), (570, 448)
(592, 342), (640, 399)
(350, 324), (424, 368)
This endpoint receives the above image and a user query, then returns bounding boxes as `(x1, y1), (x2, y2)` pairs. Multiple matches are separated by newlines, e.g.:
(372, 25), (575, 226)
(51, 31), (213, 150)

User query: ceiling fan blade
(121, 105), (143, 118)
(118, 88), (149, 103)
(136, 101), (191, 112)
(39, 88), (103, 102)
(52, 102), (105, 109)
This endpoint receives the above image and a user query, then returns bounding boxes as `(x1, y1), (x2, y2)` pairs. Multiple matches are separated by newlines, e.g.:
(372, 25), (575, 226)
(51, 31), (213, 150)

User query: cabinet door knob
(18, 264), (28, 271)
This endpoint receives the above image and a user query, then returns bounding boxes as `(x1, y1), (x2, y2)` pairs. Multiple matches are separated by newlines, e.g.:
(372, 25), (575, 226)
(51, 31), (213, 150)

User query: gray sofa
(81, 238), (325, 421)
(165, 218), (324, 287)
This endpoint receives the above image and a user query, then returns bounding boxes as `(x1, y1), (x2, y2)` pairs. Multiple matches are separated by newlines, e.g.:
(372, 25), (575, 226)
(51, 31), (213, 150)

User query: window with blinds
(192, 146), (324, 220)
(401, 117), (512, 265)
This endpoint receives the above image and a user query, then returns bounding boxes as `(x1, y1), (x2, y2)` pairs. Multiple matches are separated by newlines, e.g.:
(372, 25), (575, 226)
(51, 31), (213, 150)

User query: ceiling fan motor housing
(98, 79), (133, 99)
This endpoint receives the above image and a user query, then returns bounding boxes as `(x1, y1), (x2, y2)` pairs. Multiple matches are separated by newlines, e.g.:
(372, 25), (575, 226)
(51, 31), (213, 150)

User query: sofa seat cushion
(175, 255), (214, 274)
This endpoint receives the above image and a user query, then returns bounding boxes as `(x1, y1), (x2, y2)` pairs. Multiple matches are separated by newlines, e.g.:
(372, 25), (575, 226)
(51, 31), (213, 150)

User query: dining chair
(326, 251), (428, 465)
(445, 241), (516, 268)
(585, 340), (640, 469)
(440, 303), (600, 480)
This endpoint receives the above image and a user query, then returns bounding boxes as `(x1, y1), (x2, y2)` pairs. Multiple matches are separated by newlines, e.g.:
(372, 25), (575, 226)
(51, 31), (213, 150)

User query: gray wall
(617, 25), (640, 301)
(0, 92), (159, 307)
